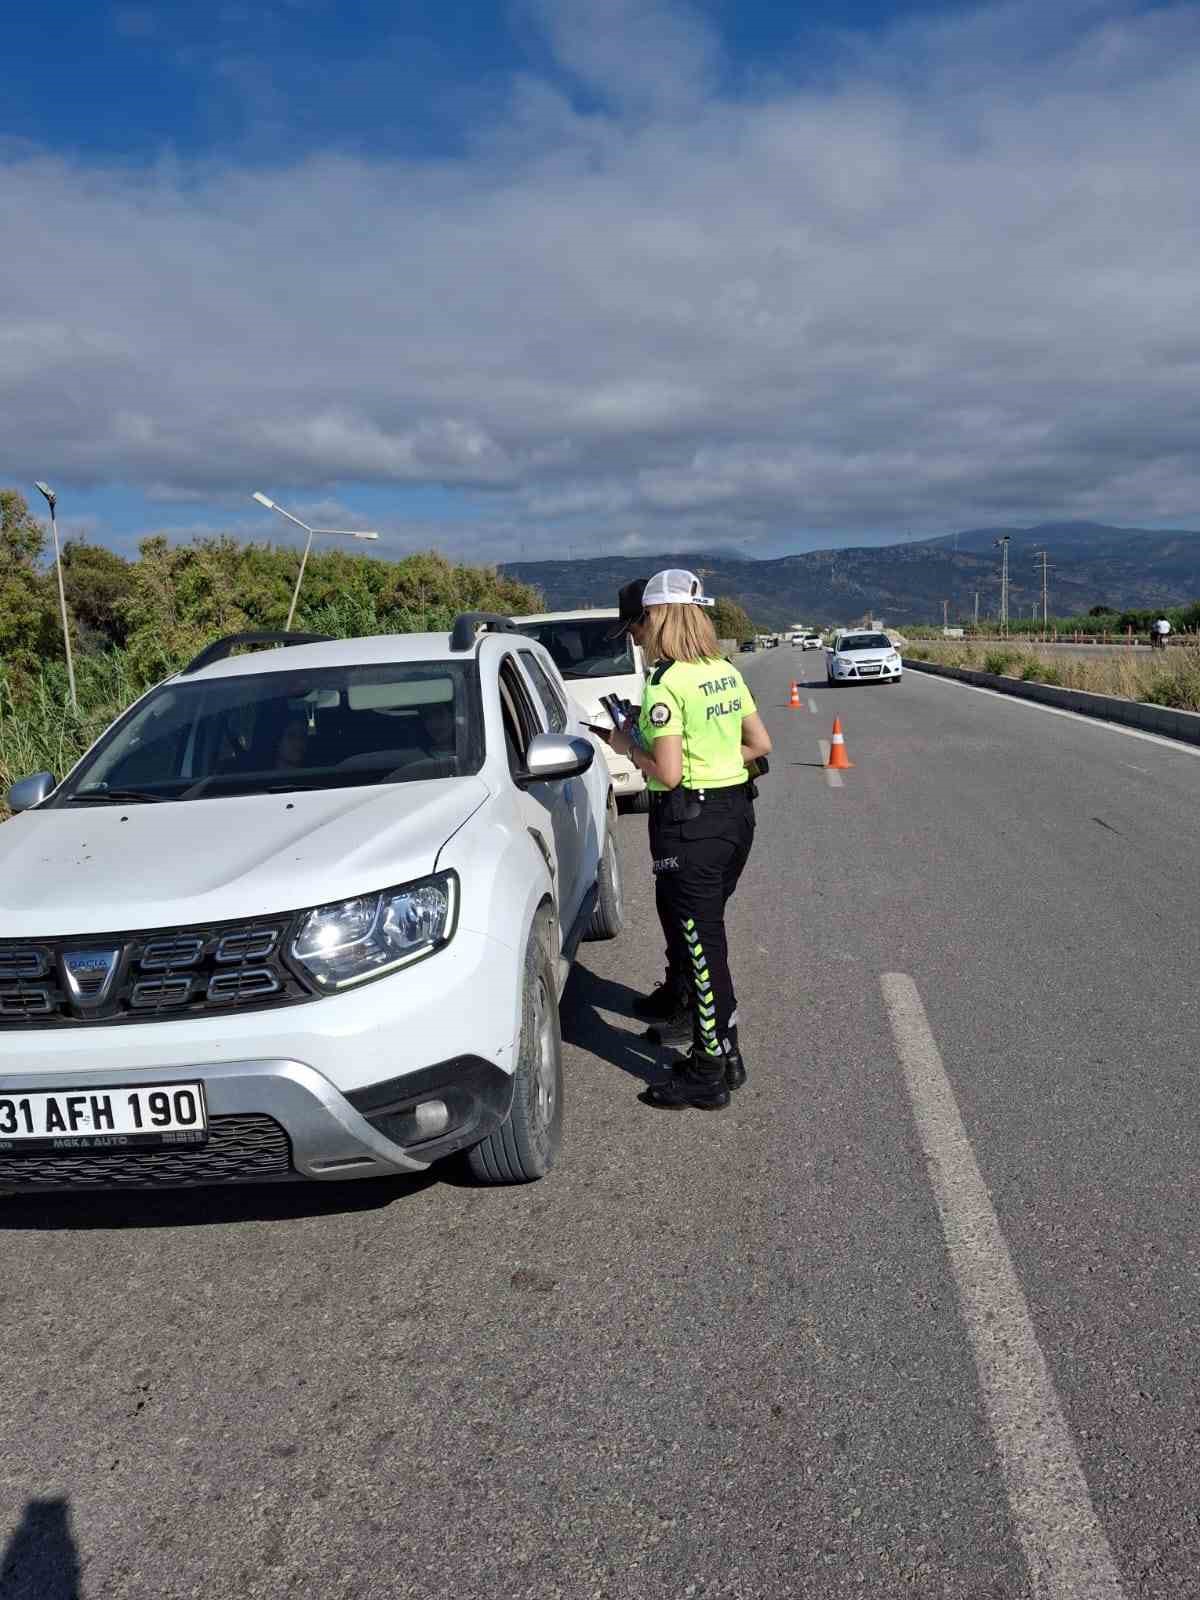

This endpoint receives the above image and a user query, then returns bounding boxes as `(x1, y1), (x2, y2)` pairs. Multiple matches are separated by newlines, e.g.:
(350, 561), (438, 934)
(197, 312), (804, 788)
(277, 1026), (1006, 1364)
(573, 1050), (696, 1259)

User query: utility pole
(974, 591), (980, 628)
(994, 536), (1010, 635)
(1032, 548), (1053, 638)
(34, 482), (77, 711)
(942, 599), (949, 631)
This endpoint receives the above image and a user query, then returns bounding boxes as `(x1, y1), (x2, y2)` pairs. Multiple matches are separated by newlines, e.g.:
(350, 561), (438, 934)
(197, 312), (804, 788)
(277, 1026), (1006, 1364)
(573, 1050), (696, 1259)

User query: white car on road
(826, 631), (903, 685)
(512, 608), (648, 811)
(0, 617), (623, 1192)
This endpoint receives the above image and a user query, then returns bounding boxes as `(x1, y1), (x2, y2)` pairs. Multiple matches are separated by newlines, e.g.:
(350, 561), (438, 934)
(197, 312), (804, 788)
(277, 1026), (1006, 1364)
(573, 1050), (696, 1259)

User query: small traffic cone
(788, 682), (801, 709)
(826, 716), (854, 769)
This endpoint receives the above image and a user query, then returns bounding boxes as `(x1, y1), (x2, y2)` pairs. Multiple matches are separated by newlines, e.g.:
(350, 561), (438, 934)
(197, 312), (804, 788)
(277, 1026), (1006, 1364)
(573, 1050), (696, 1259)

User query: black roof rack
(449, 612), (522, 652)
(180, 631), (334, 676)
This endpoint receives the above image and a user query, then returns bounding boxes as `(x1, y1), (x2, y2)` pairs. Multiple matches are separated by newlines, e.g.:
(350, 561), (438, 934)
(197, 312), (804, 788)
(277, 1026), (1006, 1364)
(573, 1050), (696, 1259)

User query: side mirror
(8, 772), (56, 813)
(519, 733), (595, 786)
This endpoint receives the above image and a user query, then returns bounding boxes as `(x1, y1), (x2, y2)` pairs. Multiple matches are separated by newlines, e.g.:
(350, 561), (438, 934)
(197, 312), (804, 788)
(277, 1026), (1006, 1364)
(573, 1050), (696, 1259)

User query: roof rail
(180, 631), (334, 676)
(449, 612), (521, 652)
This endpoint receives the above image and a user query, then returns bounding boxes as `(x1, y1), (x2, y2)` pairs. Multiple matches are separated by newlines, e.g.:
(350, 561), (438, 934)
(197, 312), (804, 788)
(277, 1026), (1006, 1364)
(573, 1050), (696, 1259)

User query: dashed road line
(880, 973), (1126, 1600)
(808, 697), (819, 714)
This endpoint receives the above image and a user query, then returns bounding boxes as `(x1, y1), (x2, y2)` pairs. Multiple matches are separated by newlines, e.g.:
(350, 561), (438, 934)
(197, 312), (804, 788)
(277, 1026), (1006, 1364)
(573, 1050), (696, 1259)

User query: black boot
(641, 1049), (730, 1110)
(632, 976), (690, 1021)
(644, 1001), (692, 1049)
(722, 1028), (747, 1091)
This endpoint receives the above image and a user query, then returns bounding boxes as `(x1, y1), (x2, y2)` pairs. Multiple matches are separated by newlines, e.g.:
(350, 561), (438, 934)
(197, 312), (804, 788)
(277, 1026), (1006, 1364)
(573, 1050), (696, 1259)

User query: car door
(517, 646), (597, 902)
(497, 653), (584, 932)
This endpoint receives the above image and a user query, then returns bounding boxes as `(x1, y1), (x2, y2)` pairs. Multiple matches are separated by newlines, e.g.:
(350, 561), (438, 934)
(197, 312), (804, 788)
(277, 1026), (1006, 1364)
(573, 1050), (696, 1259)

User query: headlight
(291, 873), (457, 991)
(888, 652), (900, 664)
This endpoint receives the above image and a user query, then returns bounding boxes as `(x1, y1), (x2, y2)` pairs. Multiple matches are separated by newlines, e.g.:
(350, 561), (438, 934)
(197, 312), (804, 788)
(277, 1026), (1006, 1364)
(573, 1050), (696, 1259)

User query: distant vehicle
(826, 631), (903, 685)
(741, 638), (758, 653)
(511, 608), (648, 810)
(791, 630), (821, 649)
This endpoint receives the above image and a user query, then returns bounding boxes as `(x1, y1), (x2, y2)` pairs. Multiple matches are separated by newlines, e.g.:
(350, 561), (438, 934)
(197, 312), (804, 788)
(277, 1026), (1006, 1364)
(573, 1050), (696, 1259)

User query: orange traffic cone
(788, 682), (801, 709)
(826, 716), (853, 769)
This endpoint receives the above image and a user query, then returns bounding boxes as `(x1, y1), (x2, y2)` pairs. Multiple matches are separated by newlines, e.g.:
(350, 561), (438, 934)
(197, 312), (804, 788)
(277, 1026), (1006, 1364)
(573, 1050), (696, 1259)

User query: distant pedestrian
(1152, 616), (1172, 650)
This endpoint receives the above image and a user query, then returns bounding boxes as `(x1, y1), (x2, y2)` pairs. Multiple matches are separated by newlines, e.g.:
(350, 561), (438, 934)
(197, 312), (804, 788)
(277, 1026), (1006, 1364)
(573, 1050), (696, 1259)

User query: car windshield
(840, 634), (892, 651)
(53, 661), (483, 804)
(515, 618), (633, 679)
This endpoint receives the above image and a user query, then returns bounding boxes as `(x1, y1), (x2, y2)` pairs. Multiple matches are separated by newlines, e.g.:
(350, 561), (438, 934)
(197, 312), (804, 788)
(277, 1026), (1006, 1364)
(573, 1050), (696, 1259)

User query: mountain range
(501, 523), (1200, 628)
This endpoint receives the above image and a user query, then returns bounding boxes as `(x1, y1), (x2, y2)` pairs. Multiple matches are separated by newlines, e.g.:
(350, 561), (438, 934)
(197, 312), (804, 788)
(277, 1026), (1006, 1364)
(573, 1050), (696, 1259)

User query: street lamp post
(251, 493), (380, 630)
(34, 481), (78, 711)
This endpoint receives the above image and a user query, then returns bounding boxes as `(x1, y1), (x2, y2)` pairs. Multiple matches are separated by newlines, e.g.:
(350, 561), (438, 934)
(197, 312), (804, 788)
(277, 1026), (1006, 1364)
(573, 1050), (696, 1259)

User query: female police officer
(607, 569), (772, 1110)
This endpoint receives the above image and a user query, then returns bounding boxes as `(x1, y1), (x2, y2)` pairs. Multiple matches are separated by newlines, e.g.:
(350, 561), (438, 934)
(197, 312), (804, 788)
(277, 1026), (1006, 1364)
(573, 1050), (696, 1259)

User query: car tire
(586, 826), (624, 940)
(624, 788), (651, 814)
(467, 918), (563, 1184)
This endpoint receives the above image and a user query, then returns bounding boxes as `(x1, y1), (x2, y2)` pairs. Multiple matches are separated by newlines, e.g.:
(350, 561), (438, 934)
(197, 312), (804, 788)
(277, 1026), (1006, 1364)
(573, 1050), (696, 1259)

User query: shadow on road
(0, 1498), (81, 1600)
(560, 962), (664, 1085)
(0, 1170), (440, 1232)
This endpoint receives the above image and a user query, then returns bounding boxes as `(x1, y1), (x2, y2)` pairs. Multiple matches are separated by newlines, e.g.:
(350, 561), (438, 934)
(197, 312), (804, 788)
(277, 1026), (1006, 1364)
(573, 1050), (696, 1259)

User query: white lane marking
(808, 697), (819, 714)
(909, 667), (1200, 759)
(817, 740), (843, 786)
(880, 974), (1125, 1600)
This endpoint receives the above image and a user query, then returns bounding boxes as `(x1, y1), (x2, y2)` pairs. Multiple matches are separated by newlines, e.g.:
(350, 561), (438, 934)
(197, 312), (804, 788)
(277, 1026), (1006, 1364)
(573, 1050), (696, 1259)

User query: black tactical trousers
(649, 787), (755, 1057)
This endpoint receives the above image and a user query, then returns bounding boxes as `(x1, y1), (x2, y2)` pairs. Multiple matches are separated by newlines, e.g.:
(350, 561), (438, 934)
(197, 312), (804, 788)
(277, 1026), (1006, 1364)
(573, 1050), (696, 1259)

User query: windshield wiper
(66, 788), (172, 805)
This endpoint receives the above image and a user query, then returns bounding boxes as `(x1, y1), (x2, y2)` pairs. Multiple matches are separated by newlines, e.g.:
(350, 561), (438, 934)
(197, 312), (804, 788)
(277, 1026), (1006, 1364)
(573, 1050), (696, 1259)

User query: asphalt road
(4, 650), (1200, 1599)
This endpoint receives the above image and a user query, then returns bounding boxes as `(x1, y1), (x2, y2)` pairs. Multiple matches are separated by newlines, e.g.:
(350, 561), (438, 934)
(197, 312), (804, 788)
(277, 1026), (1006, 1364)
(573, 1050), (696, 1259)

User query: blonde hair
(642, 603), (721, 666)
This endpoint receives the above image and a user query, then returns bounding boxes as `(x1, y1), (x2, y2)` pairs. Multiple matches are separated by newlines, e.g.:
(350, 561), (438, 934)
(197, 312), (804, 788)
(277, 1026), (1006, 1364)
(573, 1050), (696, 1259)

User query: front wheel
(624, 787), (651, 814)
(586, 826), (624, 940)
(466, 921), (563, 1183)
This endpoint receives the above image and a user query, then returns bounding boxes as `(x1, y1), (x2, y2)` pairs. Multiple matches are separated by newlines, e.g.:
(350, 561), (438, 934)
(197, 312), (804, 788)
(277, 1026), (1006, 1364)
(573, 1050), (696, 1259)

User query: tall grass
(904, 641), (1200, 711)
(0, 651), (147, 803)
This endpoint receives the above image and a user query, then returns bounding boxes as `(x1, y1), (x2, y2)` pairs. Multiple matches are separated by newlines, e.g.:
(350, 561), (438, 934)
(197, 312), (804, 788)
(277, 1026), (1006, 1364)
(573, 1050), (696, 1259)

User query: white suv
(0, 617), (624, 1192)
(511, 609), (648, 810)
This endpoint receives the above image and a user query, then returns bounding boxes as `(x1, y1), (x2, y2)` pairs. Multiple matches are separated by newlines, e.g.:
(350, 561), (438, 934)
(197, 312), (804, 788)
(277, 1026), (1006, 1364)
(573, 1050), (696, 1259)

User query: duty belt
(650, 783), (750, 812)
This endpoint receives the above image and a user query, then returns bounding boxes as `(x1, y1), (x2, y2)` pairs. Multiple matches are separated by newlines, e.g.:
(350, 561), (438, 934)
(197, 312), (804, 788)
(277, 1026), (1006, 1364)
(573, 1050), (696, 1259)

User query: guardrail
(902, 657), (1200, 748)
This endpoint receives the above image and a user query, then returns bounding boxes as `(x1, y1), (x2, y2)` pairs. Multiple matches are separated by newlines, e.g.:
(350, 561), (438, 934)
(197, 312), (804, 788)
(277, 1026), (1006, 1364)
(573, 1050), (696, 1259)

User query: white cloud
(4, 1), (1200, 559)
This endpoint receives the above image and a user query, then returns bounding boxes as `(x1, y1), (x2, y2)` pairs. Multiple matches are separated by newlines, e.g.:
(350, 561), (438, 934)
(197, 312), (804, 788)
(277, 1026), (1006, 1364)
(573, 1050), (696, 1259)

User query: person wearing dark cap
(603, 568), (772, 1109)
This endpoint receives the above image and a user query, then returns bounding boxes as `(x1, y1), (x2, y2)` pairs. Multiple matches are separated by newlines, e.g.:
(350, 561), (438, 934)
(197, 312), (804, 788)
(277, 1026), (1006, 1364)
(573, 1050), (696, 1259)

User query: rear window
(514, 618), (634, 680)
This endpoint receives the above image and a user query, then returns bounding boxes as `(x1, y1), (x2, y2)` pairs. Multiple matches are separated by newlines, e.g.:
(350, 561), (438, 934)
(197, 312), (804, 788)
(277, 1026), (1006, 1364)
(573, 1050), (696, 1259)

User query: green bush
(983, 649), (1019, 675)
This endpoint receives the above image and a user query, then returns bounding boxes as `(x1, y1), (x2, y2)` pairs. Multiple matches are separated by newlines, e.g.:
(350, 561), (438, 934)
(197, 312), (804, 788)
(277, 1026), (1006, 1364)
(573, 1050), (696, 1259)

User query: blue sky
(3, 0), (1198, 563)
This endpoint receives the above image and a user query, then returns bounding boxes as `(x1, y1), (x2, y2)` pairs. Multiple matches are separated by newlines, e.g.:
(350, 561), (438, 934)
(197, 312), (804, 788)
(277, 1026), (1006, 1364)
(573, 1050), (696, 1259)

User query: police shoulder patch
(649, 702), (672, 727)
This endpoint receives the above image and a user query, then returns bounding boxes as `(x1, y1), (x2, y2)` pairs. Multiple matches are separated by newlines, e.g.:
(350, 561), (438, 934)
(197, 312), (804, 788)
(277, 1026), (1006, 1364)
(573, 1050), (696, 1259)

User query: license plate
(0, 1083), (208, 1152)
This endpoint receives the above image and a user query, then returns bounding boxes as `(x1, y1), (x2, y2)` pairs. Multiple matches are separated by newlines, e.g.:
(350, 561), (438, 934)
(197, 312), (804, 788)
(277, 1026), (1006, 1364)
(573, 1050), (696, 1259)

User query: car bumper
(833, 664), (902, 680)
(603, 747), (646, 796)
(0, 927), (520, 1190)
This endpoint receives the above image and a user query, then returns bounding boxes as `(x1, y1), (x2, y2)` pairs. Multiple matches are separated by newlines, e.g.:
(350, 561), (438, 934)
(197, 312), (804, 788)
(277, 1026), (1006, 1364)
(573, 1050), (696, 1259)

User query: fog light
(414, 1099), (449, 1137)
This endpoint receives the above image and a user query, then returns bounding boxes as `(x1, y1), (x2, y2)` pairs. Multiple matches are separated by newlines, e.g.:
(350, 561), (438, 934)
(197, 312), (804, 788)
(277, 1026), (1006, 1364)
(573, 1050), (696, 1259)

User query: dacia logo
(61, 947), (122, 1009)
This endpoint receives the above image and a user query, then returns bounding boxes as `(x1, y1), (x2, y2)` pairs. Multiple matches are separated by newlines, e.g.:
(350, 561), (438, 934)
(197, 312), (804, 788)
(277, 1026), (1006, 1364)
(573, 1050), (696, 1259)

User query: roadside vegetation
(0, 487), (541, 809)
(905, 600), (1200, 641)
(903, 639), (1200, 711)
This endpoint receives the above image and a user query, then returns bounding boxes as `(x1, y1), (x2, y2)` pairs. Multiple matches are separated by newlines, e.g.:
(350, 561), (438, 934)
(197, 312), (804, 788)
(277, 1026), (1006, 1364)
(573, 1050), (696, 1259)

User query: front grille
(0, 1114), (292, 1189)
(130, 975), (194, 1010)
(207, 967), (279, 1002)
(0, 989), (53, 1018)
(0, 949), (48, 981)
(0, 914), (314, 1030)
(142, 935), (204, 970)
